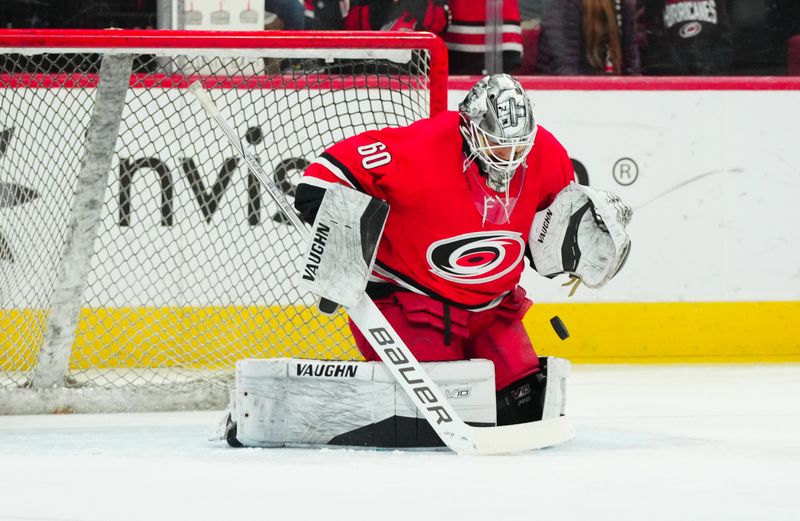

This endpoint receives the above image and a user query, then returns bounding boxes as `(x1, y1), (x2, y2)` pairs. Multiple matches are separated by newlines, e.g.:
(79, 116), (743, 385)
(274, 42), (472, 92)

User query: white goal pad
(542, 356), (570, 419)
(228, 358), (497, 448)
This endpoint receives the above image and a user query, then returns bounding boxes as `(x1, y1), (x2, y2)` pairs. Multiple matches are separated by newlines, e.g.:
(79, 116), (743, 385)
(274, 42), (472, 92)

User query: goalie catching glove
(529, 182), (632, 290)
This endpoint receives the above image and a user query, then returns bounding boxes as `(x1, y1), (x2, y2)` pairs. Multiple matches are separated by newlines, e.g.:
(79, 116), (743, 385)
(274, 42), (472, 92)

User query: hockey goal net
(0, 30), (447, 413)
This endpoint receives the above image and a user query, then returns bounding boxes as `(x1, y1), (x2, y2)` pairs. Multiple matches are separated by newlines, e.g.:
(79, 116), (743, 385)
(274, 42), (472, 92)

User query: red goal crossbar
(0, 29), (450, 114)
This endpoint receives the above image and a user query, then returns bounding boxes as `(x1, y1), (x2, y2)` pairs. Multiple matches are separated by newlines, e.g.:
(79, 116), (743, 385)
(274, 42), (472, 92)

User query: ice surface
(1, 364), (798, 521)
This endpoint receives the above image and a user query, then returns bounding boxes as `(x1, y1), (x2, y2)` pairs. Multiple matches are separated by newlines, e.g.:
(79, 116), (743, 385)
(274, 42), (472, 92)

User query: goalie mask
(459, 74), (537, 193)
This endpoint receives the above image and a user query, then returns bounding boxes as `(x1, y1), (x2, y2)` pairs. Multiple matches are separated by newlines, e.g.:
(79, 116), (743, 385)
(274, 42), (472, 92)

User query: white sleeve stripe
(447, 24), (522, 35)
(446, 42), (524, 53)
(313, 156), (356, 189)
(297, 176), (335, 190)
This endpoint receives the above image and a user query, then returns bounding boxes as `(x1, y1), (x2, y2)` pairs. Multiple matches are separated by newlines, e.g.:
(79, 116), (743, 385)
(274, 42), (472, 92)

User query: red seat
(789, 35), (800, 76)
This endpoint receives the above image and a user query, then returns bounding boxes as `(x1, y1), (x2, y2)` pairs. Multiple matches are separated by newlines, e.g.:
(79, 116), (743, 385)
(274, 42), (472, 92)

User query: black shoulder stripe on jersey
(320, 152), (366, 193)
(294, 183), (326, 225)
(374, 259), (500, 311)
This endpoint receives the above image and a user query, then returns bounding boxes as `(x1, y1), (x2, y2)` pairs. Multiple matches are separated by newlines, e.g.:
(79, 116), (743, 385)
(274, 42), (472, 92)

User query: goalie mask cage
(0, 30), (447, 414)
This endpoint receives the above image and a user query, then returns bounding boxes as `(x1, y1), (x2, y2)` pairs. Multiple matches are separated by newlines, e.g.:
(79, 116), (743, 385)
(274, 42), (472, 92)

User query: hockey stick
(188, 82), (574, 455)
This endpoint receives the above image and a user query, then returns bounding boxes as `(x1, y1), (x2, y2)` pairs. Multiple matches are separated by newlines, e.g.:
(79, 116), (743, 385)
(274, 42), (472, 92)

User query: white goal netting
(0, 30), (447, 413)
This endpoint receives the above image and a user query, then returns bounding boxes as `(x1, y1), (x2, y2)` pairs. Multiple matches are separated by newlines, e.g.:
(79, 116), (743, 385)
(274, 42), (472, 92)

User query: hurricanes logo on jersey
(426, 231), (525, 284)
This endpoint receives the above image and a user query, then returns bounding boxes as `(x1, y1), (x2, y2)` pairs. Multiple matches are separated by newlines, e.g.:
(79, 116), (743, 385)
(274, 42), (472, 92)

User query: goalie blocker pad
(217, 357), (570, 449)
(298, 184), (389, 308)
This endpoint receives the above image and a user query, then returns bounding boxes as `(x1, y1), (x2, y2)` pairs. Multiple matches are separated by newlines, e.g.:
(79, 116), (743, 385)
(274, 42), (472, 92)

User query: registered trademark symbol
(613, 157), (638, 186)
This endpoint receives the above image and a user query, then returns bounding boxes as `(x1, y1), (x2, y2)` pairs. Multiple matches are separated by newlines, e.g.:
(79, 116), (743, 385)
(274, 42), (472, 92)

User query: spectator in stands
(342, 1), (449, 35)
(536, 0), (640, 75)
(720, 1), (785, 75)
(443, 0), (524, 75)
(515, 1), (545, 74)
(304, 0), (345, 29)
(771, 0), (800, 43)
(777, 0), (800, 75)
(1, 0), (55, 28)
(732, 0), (800, 75)
(266, 0), (305, 30)
(519, 0), (544, 22)
(2, 0), (156, 29)
(640, 0), (733, 75)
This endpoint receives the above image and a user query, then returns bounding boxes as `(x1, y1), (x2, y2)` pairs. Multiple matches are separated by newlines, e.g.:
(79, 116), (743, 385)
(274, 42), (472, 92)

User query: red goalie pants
(349, 287), (540, 390)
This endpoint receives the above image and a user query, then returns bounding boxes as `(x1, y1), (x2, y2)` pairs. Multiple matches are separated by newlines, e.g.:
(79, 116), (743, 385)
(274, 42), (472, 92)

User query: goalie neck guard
(459, 74), (537, 193)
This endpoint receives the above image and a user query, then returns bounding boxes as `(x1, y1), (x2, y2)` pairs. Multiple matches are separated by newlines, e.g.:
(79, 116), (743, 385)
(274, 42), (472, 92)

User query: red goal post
(0, 29), (448, 413)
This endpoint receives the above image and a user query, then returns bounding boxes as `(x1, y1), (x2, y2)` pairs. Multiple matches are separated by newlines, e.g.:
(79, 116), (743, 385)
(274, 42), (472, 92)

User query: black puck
(550, 316), (569, 340)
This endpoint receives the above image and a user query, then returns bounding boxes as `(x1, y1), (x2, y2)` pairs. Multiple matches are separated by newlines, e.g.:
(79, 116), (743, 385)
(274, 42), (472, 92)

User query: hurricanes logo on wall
(426, 231), (525, 284)
(0, 127), (40, 262)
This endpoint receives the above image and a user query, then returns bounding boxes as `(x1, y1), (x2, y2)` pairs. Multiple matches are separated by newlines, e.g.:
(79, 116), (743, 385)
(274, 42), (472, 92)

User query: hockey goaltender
(216, 74), (632, 451)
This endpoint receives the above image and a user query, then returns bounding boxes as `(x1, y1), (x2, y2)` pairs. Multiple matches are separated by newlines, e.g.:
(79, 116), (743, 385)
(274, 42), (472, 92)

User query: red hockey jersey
(443, 0), (523, 56)
(299, 111), (574, 309)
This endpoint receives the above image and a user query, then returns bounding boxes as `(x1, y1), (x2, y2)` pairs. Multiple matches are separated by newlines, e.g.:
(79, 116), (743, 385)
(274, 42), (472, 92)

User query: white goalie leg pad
(298, 183), (389, 308)
(541, 357), (571, 420)
(529, 182), (632, 288)
(231, 358), (496, 448)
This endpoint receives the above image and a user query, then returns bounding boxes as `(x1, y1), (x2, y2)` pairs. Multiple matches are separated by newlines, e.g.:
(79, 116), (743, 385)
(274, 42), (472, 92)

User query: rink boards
(2, 78), (799, 364)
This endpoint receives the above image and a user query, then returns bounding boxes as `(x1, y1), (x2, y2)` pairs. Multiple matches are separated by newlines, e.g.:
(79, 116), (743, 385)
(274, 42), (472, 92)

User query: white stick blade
(467, 417), (576, 455)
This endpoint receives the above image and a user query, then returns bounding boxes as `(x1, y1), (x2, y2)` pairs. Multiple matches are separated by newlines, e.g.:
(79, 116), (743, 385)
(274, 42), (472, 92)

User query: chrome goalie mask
(459, 74), (537, 192)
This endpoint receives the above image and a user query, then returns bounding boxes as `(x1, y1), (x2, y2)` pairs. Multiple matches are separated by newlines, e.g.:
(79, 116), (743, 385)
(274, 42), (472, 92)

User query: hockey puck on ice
(550, 316), (569, 340)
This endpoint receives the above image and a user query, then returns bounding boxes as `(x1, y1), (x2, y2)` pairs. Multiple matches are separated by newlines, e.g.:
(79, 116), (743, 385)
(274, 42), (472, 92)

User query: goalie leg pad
(495, 356), (570, 425)
(227, 358), (497, 449)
